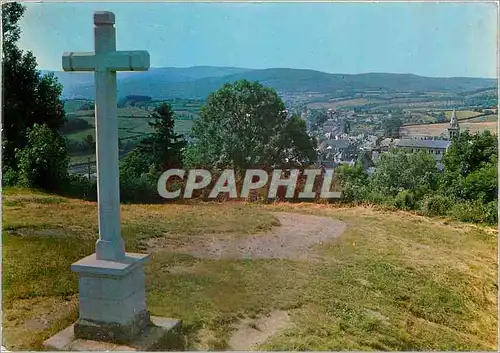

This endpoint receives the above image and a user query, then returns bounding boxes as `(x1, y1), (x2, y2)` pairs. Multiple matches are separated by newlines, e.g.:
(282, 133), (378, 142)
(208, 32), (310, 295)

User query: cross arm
(62, 50), (150, 72)
(62, 52), (96, 72)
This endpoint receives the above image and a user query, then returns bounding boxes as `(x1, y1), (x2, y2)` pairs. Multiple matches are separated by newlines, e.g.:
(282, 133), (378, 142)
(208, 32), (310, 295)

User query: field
(400, 121), (498, 138)
(303, 86), (497, 113)
(2, 189), (497, 351)
(408, 112), (436, 124)
(65, 107), (195, 143)
(443, 110), (483, 120)
(307, 98), (374, 110)
(469, 114), (498, 123)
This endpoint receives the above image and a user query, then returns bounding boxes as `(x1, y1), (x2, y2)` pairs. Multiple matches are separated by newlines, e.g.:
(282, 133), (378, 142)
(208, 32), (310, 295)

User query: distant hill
(41, 66), (497, 101)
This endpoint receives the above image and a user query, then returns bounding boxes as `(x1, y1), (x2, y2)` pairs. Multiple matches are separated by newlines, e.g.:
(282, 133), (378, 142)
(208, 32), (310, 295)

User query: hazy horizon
(21, 2), (498, 79)
(41, 65), (497, 80)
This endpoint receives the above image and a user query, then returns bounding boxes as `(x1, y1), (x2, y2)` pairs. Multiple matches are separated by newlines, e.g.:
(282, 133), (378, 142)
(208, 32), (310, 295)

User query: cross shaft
(62, 11), (150, 261)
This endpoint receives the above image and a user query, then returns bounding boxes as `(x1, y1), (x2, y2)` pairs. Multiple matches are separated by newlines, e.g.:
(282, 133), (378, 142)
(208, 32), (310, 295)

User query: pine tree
(138, 103), (186, 171)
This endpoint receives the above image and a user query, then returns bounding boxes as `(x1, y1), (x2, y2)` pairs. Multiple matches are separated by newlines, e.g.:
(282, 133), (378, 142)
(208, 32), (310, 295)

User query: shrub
(59, 175), (97, 201)
(120, 176), (161, 204)
(336, 163), (369, 204)
(450, 200), (491, 224)
(2, 166), (19, 187)
(484, 200), (498, 225)
(365, 189), (391, 205)
(421, 195), (453, 217)
(393, 190), (416, 210)
(119, 149), (152, 184)
(339, 181), (369, 204)
(16, 124), (69, 191)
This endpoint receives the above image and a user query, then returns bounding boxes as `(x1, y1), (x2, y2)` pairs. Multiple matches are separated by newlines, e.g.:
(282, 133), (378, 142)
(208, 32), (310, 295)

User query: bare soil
(145, 212), (347, 260)
(228, 310), (292, 350)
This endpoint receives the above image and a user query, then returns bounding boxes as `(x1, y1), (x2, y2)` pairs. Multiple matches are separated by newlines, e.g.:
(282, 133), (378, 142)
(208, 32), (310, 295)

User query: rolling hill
(42, 66), (497, 101)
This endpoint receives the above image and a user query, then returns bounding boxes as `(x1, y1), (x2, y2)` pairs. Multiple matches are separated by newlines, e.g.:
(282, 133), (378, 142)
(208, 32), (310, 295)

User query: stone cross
(43, 12), (182, 349)
(62, 11), (149, 261)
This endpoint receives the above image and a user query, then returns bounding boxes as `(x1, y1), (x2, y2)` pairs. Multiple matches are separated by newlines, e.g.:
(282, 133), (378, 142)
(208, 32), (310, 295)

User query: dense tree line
(118, 95), (152, 108)
(59, 117), (92, 133)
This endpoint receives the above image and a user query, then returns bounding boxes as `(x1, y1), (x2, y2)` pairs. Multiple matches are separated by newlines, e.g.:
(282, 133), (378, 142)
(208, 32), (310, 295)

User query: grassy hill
(2, 188), (497, 350)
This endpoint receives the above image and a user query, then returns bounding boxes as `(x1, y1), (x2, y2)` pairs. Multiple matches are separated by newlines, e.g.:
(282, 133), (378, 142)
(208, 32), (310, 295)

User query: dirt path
(146, 212), (347, 350)
(145, 212), (347, 260)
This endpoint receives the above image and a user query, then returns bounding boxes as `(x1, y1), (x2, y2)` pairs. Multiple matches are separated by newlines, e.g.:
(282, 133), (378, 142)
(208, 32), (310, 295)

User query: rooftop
(319, 139), (350, 150)
(395, 138), (451, 149)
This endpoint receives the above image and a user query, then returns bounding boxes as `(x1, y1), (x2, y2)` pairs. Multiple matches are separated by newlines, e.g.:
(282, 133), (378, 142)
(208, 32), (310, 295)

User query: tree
(281, 114), (317, 167)
(439, 131), (497, 203)
(382, 115), (403, 138)
(436, 111), (447, 123)
(185, 80), (315, 170)
(370, 149), (439, 199)
(2, 2), (66, 174)
(343, 120), (351, 135)
(335, 163), (369, 202)
(16, 124), (69, 190)
(83, 134), (95, 152)
(137, 103), (186, 172)
(60, 117), (92, 133)
(310, 109), (328, 130)
(119, 149), (152, 183)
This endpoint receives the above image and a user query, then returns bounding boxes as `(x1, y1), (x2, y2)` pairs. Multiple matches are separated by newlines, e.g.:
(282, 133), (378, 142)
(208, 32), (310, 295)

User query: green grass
(65, 128), (95, 141)
(1, 190), (497, 351)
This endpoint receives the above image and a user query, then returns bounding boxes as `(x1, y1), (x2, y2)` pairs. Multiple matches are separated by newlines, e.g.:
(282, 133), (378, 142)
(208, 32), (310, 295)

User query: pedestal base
(42, 316), (184, 351)
(50, 252), (184, 350)
(73, 310), (151, 343)
(70, 252), (151, 342)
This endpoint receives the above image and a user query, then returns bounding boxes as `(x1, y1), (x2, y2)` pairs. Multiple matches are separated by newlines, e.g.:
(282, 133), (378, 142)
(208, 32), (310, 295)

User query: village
(306, 107), (464, 172)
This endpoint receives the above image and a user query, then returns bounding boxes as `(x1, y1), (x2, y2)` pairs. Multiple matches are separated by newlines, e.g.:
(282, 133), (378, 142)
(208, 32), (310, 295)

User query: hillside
(2, 189), (497, 350)
(41, 66), (252, 99)
(43, 66), (497, 101)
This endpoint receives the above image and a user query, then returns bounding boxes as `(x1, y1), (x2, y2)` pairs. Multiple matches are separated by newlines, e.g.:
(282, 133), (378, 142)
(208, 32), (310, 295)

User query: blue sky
(19, 1), (498, 78)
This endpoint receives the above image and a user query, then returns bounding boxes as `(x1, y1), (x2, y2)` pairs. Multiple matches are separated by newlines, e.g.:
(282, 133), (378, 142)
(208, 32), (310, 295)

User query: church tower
(448, 109), (460, 139)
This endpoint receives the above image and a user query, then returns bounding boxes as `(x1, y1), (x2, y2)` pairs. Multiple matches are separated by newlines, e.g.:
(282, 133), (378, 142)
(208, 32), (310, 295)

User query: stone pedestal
(71, 253), (150, 343)
(43, 253), (184, 351)
(42, 316), (184, 351)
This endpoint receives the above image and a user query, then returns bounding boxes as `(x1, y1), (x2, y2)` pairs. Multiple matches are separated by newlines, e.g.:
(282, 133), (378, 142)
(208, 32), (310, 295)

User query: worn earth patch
(145, 212), (347, 260)
(228, 310), (292, 350)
